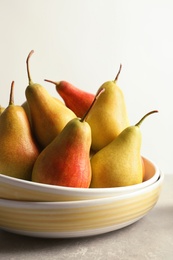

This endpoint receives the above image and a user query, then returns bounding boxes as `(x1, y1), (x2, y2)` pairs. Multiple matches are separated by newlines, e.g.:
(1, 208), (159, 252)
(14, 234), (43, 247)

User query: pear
(21, 96), (64, 128)
(32, 89), (104, 188)
(0, 105), (5, 115)
(0, 81), (40, 180)
(25, 50), (77, 148)
(45, 79), (95, 118)
(90, 110), (158, 188)
(86, 64), (130, 151)
(21, 100), (32, 126)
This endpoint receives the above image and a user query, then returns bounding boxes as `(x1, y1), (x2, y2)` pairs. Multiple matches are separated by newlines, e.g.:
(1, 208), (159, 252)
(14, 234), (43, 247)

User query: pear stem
(26, 50), (34, 85)
(9, 81), (15, 105)
(135, 110), (158, 127)
(80, 88), (105, 122)
(44, 79), (57, 85)
(114, 64), (122, 82)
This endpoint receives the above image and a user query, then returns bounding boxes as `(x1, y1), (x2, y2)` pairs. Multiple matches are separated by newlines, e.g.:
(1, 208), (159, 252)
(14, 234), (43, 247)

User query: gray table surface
(0, 174), (172, 260)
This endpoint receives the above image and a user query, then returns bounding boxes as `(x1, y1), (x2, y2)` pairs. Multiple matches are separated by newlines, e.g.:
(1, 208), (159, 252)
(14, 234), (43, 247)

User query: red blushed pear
(44, 79), (95, 118)
(31, 88), (105, 188)
(0, 81), (40, 180)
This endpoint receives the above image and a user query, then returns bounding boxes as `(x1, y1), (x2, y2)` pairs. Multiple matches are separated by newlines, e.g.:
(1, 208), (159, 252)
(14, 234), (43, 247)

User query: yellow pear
(21, 100), (32, 126)
(86, 64), (130, 151)
(0, 105), (5, 115)
(0, 81), (40, 180)
(90, 110), (158, 188)
(25, 50), (76, 148)
(21, 96), (64, 129)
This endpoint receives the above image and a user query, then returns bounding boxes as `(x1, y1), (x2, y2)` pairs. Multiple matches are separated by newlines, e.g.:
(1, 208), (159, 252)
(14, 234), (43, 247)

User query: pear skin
(0, 82), (40, 180)
(25, 50), (76, 148)
(90, 110), (158, 188)
(86, 64), (130, 151)
(0, 105), (5, 115)
(21, 100), (32, 126)
(21, 97), (65, 128)
(32, 117), (92, 188)
(45, 79), (95, 118)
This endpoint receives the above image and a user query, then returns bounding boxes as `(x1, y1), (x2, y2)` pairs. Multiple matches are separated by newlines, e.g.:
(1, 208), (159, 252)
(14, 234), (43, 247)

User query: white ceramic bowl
(0, 157), (160, 202)
(0, 170), (164, 238)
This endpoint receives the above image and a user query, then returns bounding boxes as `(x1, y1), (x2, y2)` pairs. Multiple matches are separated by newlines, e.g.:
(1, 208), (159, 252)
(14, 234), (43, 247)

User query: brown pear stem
(114, 64), (122, 82)
(80, 88), (105, 122)
(135, 110), (158, 127)
(26, 50), (34, 85)
(9, 81), (15, 105)
(44, 79), (58, 85)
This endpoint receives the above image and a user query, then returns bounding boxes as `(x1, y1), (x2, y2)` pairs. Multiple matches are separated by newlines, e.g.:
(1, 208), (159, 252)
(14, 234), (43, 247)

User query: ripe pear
(86, 64), (130, 151)
(32, 89), (104, 188)
(21, 100), (32, 126)
(21, 96), (65, 129)
(25, 50), (76, 148)
(45, 79), (95, 118)
(0, 81), (40, 180)
(0, 105), (5, 115)
(90, 110), (158, 188)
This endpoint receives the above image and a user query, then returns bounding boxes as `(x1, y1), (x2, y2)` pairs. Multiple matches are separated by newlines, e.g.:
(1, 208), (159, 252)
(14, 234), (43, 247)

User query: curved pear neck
(26, 50), (35, 86)
(135, 110), (158, 127)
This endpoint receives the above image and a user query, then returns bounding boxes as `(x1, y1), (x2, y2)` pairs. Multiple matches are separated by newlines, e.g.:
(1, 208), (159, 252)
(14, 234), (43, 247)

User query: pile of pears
(0, 50), (158, 189)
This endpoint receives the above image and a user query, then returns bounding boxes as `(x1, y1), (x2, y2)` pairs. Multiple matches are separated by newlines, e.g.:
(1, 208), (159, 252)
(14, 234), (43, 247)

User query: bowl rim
(0, 169), (164, 208)
(0, 156), (160, 195)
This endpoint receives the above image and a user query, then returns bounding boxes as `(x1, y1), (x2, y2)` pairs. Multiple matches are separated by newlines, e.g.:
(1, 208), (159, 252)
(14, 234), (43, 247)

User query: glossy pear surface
(32, 118), (92, 188)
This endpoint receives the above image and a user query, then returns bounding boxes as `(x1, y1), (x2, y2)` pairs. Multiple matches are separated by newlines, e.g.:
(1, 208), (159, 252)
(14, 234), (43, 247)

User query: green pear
(90, 110), (158, 188)
(25, 50), (76, 148)
(0, 81), (40, 180)
(86, 64), (130, 151)
(32, 89), (104, 188)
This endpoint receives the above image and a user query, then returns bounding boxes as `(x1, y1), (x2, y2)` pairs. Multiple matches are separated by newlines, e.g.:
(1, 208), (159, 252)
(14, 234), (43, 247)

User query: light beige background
(0, 0), (172, 174)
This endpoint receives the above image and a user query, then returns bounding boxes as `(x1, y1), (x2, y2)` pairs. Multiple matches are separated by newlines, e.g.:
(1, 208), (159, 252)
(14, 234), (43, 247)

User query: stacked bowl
(0, 156), (163, 238)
